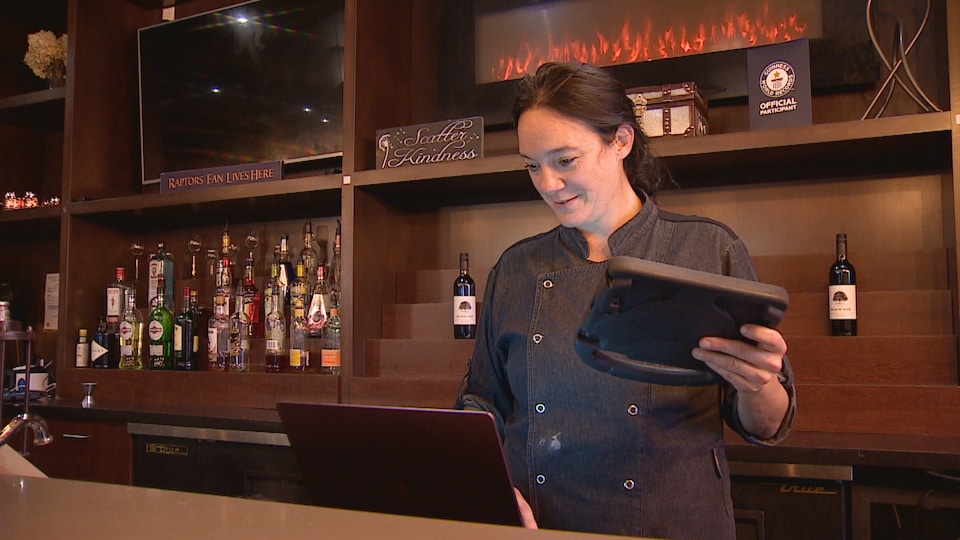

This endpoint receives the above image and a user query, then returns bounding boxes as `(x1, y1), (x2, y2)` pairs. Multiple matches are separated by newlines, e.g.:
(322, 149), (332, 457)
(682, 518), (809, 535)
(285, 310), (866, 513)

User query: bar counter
(16, 397), (960, 472)
(0, 473), (630, 539)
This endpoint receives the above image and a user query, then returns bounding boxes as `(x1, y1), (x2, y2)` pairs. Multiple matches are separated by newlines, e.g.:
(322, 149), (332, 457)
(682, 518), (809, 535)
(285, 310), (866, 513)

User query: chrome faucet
(0, 413), (53, 447)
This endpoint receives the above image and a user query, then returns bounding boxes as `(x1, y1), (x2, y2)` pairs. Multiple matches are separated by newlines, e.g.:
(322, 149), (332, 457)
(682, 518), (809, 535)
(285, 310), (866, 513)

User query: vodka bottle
(289, 305), (308, 373)
(264, 285), (288, 373)
(307, 265), (331, 337)
(207, 293), (229, 371)
(319, 307), (341, 375)
(241, 255), (263, 338)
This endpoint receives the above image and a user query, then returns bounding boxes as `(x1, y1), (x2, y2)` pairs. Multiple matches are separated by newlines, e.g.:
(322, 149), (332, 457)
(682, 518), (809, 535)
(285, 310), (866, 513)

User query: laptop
(276, 401), (523, 526)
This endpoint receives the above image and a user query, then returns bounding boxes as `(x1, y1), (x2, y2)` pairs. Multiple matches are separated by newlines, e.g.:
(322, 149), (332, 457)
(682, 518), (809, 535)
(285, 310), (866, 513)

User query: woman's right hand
(514, 487), (538, 529)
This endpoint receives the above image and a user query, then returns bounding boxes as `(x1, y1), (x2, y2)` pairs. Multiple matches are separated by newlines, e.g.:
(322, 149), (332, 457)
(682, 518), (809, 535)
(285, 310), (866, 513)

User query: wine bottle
(174, 286), (198, 371)
(453, 252), (477, 339)
(829, 233), (857, 336)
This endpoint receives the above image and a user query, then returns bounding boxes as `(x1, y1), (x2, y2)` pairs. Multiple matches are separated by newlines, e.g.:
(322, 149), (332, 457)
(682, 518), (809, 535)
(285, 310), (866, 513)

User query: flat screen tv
(138, 0), (344, 184)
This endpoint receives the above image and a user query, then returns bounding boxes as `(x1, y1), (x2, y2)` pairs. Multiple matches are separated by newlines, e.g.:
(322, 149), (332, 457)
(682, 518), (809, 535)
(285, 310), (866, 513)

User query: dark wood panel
(349, 376), (461, 409)
(793, 384), (960, 437)
(56, 368), (339, 409)
(753, 249), (949, 294)
(779, 290), (953, 336)
(366, 339), (472, 378)
(381, 303), (451, 340)
(788, 336), (957, 385)
(395, 268), (490, 304)
(16, 417), (132, 485)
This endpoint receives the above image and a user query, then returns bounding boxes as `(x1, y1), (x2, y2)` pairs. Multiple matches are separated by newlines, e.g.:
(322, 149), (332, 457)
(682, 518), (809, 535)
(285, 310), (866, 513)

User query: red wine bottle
(829, 233), (857, 336)
(453, 252), (476, 339)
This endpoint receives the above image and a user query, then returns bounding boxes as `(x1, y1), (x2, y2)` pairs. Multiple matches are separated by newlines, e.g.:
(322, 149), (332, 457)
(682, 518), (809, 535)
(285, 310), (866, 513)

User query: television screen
(138, 0), (344, 184)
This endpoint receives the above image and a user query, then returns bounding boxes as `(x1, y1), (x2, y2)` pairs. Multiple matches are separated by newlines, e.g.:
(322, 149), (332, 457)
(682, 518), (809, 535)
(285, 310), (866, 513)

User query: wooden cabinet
(14, 416), (132, 485)
(0, 0), (957, 438)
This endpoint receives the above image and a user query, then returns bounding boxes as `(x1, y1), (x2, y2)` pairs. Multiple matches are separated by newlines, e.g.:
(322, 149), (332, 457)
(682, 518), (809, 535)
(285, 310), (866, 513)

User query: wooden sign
(376, 117), (483, 169)
(160, 161), (283, 194)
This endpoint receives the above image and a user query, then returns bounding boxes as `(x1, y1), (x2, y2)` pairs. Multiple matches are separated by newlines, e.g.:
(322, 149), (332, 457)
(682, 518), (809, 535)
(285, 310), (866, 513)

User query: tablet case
(575, 256), (789, 386)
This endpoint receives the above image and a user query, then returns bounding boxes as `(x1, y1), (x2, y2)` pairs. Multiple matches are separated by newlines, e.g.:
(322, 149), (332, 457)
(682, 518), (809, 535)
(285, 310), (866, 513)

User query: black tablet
(575, 256), (789, 386)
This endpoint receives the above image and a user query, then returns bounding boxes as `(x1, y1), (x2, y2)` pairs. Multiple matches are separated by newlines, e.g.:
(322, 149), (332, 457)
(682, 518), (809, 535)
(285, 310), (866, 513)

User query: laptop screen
(277, 401), (523, 526)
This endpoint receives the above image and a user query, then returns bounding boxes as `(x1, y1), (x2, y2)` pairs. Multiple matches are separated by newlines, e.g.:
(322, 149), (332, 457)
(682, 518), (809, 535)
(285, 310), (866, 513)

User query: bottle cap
(79, 328), (87, 337)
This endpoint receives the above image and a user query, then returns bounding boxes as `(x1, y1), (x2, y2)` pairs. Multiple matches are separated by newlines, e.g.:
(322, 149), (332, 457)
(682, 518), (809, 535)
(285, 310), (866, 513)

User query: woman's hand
(692, 324), (789, 439)
(514, 487), (538, 529)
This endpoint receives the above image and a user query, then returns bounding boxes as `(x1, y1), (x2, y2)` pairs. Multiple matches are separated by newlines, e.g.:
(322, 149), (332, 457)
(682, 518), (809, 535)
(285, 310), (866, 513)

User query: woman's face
(517, 106), (636, 237)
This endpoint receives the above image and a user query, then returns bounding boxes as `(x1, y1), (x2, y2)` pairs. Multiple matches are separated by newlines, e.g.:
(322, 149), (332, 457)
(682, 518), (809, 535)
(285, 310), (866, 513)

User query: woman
(456, 62), (796, 539)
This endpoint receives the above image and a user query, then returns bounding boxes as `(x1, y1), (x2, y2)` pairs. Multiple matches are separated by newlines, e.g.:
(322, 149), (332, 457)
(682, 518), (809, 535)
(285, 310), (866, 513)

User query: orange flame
(482, 2), (811, 82)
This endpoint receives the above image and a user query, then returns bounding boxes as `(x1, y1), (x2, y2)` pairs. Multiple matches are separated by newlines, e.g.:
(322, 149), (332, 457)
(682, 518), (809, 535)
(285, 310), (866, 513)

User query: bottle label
(828, 285), (857, 320)
(149, 344), (163, 356)
(266, 339), (280, 352)
(321, 349), (341, 368)
(106, 286), (122, 321)
(91, 341), (108, 363)
(290, 349), (302, 368)
(121, 345), (133, 356)
(307, 293), (328, 335)
(208, 328), (218, 358)
(148, 320), (164, 341)
(75, 343), (89, 367)
(119, 321), (134, 340)
(174, 324), (184, 352)
(453, 295), (477, 325)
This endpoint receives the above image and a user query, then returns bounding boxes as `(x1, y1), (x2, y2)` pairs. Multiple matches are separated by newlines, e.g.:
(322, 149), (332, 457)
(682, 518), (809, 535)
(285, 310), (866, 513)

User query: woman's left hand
(692, 324), (789, 439)
(692, 324), (786, 393)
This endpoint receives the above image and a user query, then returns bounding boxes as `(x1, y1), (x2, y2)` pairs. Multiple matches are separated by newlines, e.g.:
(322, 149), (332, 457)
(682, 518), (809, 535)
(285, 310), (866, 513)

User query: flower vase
(47, 63), (66, 89)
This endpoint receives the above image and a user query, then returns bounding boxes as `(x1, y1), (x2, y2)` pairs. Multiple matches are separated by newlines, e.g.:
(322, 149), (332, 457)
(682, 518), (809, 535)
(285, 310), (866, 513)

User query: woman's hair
(512, 62), (676, 195)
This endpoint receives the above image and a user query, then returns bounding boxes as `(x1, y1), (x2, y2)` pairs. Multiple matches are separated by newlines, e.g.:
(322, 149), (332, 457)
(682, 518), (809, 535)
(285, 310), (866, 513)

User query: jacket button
(627, 404), (639, 416)
(542, 279), (554, 289)
(535, 403), (546, 414)
(532, 333), (543, 344)
(536, 474), (546, 485)
(623, 479), (636, 490)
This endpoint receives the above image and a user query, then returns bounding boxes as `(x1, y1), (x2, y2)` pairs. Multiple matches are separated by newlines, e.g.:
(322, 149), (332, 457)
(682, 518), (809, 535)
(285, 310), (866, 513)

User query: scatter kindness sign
(376, 117), (483, 169)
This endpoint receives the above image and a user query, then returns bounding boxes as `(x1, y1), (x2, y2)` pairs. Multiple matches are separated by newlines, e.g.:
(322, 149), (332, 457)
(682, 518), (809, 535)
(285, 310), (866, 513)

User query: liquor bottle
(91, 318), (118, 369)
(207, 293), (229, 371)
(228, 296), (250, 372)
(300, 219), (320, 292)
(75, 328), (90, 368)
(290, 260), (308, 317)
(118, 289), (144, 370)
(453, 252), (477, 339)
(221, 223), (235, 267)
(191, 288), (209, 364)
(307, 265), (330, 337)
(264, 285), (288, 373)
(329, 221), (342, 306)
(241, 255), (263, 338)
(174, 286), (198, 370)
(320, 306), (341, 375)
(829, 233), (857, 336)
(148, 276), (174, 369)
(277, 234), (295, 311)
(217, 256), (235, 313)
(289, 304), (308, 373)
(263, 259), (280, 329)
(148, 241), (174, 308)
(105, 266), (131, 332)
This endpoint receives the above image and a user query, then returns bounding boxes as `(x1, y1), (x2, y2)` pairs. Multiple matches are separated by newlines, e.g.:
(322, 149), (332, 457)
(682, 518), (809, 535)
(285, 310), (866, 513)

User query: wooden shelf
(68, 174), (343, 232)
(349, 113), (953, 209)
(0, 88), (66, 132)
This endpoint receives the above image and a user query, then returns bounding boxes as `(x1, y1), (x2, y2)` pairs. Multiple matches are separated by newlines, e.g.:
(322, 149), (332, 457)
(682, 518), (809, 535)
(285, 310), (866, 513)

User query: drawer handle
(61, 433), (90, 440)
